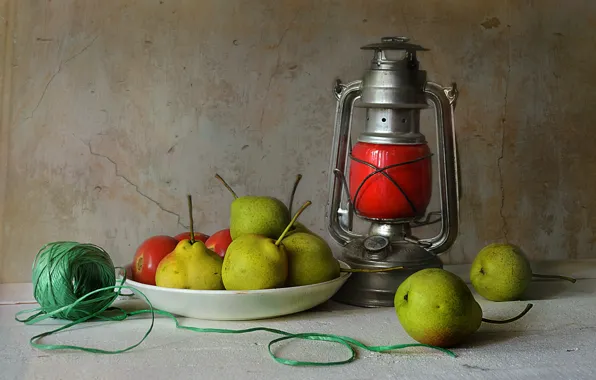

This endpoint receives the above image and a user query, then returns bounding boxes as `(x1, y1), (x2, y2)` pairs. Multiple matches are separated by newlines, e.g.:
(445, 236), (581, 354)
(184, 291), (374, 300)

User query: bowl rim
(119, 260), (352, 295)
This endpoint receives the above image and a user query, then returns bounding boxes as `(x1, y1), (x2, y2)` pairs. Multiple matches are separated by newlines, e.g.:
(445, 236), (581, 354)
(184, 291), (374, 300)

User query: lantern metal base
(332, 238), (443, 308)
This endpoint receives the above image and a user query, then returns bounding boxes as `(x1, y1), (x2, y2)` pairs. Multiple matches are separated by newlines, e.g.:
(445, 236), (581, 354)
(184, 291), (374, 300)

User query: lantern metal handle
(326, 79), (363, 246)
(418, 81), (460, 254)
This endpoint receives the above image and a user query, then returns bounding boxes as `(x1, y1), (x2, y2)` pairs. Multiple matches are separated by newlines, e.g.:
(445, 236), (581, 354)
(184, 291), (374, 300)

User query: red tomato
(132, 235), (179, 285)
(205, 229), (233, 258)
(174, 232), (210, 243)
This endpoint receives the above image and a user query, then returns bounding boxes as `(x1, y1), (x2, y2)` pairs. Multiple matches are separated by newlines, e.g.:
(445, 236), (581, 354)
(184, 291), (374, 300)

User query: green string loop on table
(14, 241), (457, 365)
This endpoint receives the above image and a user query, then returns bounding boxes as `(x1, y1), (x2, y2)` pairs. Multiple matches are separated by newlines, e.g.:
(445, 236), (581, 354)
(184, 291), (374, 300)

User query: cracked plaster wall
(1, 0), (596, 282)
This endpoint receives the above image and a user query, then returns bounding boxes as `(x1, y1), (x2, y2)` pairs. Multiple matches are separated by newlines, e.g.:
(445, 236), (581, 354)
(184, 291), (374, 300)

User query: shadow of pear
(457, 329), (522, 349)
(520, 279), (576, 301)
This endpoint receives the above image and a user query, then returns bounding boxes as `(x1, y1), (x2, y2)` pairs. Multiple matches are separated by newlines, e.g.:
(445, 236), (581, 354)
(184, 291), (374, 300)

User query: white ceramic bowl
(120, 261), (351, 321)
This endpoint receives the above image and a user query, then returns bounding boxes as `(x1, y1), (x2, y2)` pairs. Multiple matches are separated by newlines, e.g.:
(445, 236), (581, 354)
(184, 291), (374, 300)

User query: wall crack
(80, 139), (187, 229)
(22, 35), (99, 123)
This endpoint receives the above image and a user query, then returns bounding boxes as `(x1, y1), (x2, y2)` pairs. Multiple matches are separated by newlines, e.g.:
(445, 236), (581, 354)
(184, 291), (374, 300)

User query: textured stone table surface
(1, 261), (596, 380)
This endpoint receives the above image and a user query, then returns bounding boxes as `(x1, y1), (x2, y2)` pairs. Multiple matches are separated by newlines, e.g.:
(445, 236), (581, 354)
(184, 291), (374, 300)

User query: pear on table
(394, 268), (535, 348)
(155, 194), (224, 290)
(215, 174), (290, 240)
(470, 242), (577, 302)
(394, 268), (483, 348)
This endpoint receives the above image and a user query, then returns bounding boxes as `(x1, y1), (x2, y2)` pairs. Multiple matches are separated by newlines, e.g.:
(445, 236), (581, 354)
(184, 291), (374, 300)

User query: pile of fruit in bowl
(122, 174), (353, 320)
(129, 174), (346, 293)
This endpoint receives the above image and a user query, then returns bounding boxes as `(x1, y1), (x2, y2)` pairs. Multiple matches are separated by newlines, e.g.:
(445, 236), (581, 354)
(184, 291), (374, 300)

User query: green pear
(470, 243), (532, 302)
(215, 174), (290, 240)
(155, 194), (224, 290)
(282, 231), (340, 287)
(222, 200), (313, 290)
(222, 233), (289, 290)
(286, 221), (313, 237)
(155, 239), (224, 290)
(395, 268), (536, 348)
(470, 242), (576, 302)
(293, 222), (311, 233)
(229, 195), (290, 240)
(394, 268), (482, 348)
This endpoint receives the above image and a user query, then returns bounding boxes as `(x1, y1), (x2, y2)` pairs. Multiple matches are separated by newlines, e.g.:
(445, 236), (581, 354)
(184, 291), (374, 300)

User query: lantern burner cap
(363, 236), (390, 260)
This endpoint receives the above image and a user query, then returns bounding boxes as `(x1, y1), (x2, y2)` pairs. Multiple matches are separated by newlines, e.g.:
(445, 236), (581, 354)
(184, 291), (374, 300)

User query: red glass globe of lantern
(349, 142), (432, 220)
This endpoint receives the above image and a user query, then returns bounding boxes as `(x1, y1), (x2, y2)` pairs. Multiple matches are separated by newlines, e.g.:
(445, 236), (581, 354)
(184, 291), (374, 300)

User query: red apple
(205, 228), (232, 258)
(174, 232), (209, 243)
(132, 235), (179, 285)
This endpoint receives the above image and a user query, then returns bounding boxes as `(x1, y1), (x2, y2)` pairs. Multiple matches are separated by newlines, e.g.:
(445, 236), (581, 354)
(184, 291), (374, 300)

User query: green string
(15, 241), (457, 365)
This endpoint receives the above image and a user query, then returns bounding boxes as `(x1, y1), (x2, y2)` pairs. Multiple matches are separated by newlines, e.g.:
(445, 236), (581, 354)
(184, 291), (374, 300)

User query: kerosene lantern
(325, 36), (460, 307)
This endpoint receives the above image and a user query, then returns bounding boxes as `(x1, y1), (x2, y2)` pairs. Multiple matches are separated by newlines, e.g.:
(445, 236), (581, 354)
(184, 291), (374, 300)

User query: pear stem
(341, 266), (405, 273)
(214, 173), (238, 199)
(288, 174), (302, 216)
(482, 303), (533, 324)
(187, 194), (195, 244)
(275, 200), (312, 246)
(532, 273), (577, 283)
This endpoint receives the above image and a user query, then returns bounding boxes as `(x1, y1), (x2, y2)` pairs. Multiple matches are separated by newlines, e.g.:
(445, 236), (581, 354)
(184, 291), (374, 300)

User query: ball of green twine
(32, 241), (118, 321)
